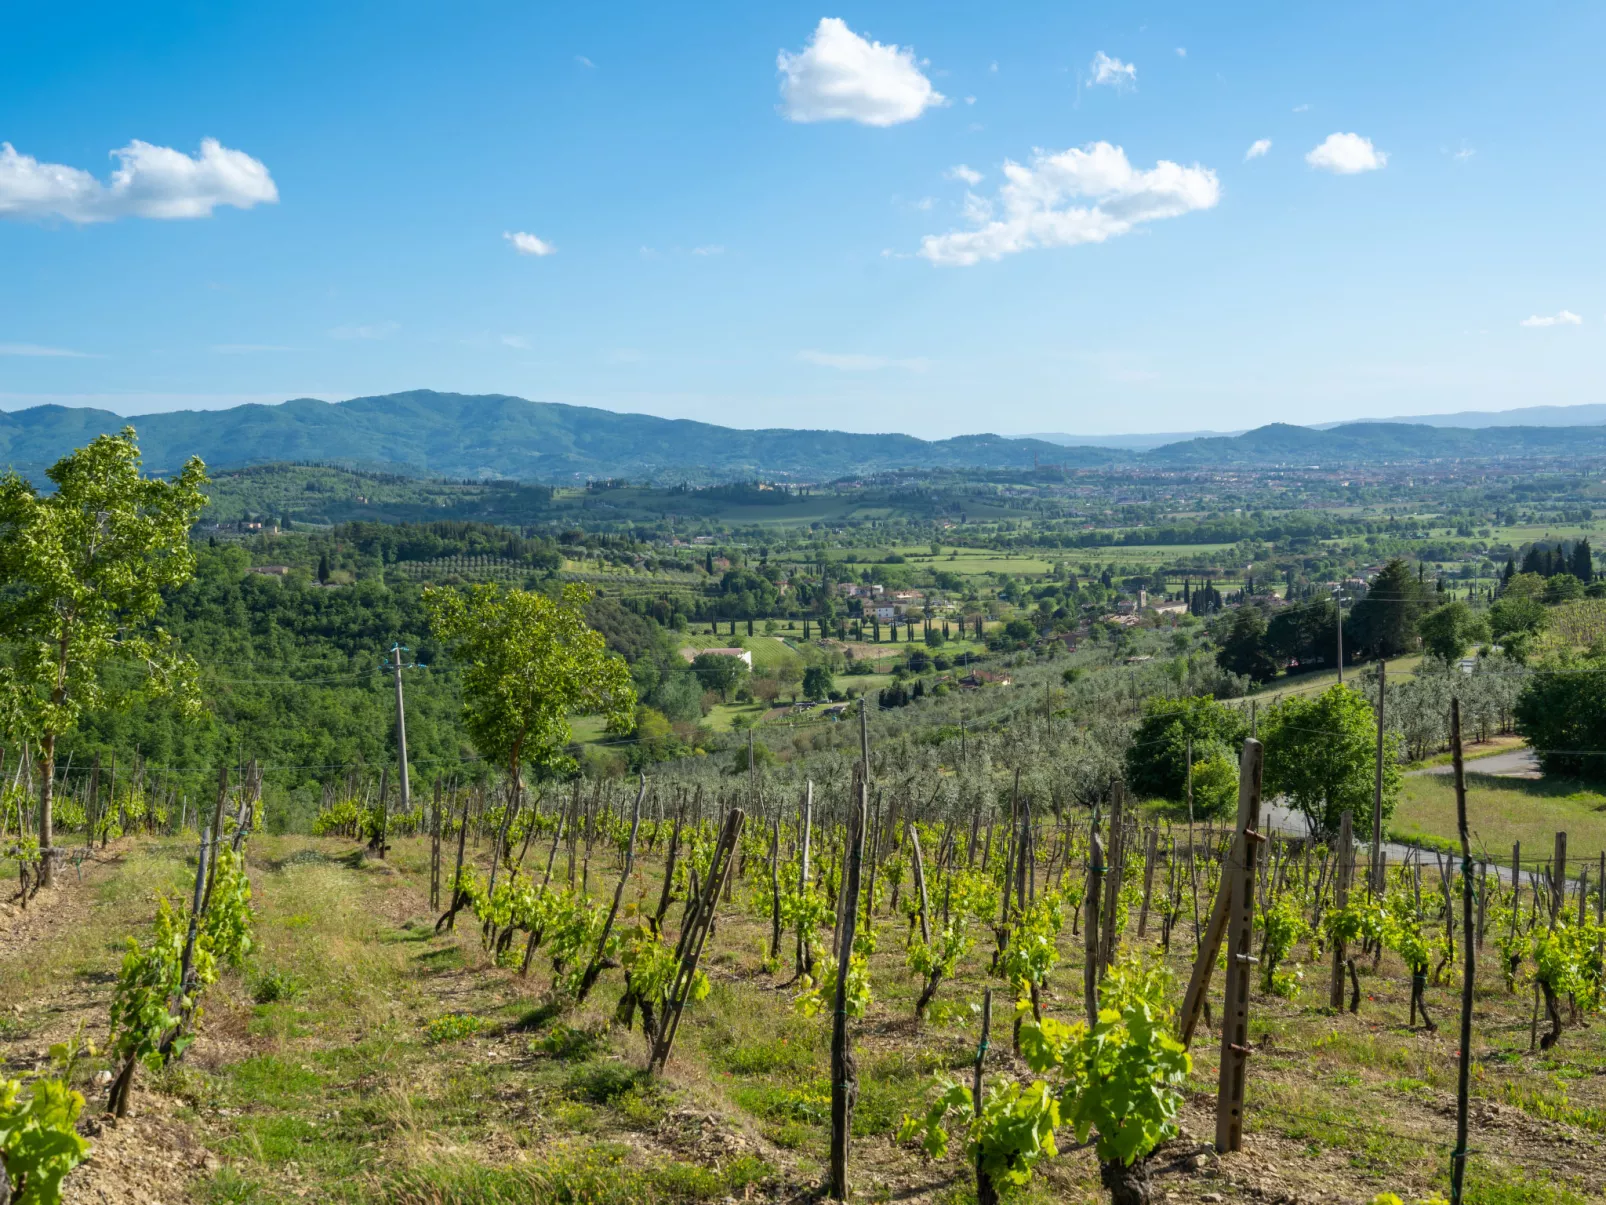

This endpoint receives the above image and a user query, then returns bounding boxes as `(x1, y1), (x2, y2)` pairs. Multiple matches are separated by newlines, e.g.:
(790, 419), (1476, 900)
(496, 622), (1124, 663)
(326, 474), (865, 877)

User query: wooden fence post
(1450, 699), (1475, 1205)
(1215, 738), (1264, 1154)
(829, 784), (868, 1201)
(1328, 811), (1353, 1010)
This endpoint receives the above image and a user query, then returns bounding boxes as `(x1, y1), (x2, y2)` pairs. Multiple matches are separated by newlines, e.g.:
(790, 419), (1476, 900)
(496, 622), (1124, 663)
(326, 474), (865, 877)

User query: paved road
(1409, 746), (1540, 779)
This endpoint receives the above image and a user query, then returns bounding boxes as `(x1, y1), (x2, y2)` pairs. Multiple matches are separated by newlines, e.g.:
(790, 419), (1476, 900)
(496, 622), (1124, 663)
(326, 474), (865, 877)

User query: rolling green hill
(0, 390), (1111, 485)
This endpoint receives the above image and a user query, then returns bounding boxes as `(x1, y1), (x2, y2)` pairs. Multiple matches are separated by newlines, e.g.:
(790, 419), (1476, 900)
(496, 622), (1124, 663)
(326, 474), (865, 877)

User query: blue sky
(3, 1), (1604, 437)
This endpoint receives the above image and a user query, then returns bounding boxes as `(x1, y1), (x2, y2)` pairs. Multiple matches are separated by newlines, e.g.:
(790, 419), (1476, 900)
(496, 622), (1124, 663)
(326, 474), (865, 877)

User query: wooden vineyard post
(769, 815), (783, 963)
(828, 783), (867, 1201)
(576, 775), (646, 1003)
(1450, 699), (1475, 1205)
(429, 779), (442, 910)
(1099, 783), (1126, 973)
(908, 816), (931, 946)
(649, 806), (745, 1075)
(1328, 811), (1353, 1010)
(1084, 812), (1104, 1026)
(1371, 659), (1387, 895)
(1215, 738), (1263, 1154)
(1179, 738), (1261, 1050)
(1137, 826), (1159, 937)
(973, 987), (997, 1205)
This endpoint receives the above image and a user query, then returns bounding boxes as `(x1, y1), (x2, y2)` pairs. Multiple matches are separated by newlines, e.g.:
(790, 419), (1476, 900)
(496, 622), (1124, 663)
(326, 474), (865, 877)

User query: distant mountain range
(1029, 401), (1606, 448)
(7, 391), (1606, 483)
(0, 391), (1113, 484)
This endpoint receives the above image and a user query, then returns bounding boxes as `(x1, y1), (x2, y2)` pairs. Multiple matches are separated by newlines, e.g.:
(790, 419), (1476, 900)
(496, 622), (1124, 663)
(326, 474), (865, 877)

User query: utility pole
(1334, 591), (1344, 686)
(381, 642), (424, 857)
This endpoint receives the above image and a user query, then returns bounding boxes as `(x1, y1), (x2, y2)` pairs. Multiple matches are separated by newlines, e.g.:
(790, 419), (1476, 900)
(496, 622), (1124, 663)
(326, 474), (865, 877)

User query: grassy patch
(1393, 772), (1606, 857)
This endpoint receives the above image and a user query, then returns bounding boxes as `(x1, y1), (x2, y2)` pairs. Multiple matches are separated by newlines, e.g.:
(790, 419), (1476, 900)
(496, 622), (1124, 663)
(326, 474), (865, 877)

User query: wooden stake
(1215, 738), (1263, 1154)
(828, 784), (867, 1201)
(1450, 699), (1475, 1205)
(1328, 810), (1353, 1010)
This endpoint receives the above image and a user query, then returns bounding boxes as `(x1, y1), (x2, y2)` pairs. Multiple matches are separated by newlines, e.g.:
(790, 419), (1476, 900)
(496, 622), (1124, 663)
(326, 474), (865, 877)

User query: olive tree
(0, 430), (207, 886)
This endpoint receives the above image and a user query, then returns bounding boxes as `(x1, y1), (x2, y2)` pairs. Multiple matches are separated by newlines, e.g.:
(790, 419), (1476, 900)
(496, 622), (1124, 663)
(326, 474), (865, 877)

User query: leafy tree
(1417, 600), (1488, 664)
(1215, 606), (1276, 683)
(1499, 572), (1547, 602)
(1543, 573), (1584, 604)
(1265, 598), (1337, 669)
(1513, 652), (1606, 783)
(802, 665), (833, 700)
(1263, 685), (1400, 839)
(0, 430), (208, 885)
(1345, 558), (1428, 660)
(1188, 753), (1239, 818)
(1488, 592), (1548, 663)
(424, 582), (635, 782)
(691, 651), (747, 702)
(1123, 695), (1247, 803)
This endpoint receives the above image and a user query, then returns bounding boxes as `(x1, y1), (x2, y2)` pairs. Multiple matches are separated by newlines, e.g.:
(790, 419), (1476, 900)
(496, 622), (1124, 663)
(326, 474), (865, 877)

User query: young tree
(1123, 695), (1248, 802)
(692, 651), (747, 702)
(424, 582), (636, 785)
(0, 430), (208, 886)
(802, 664), (834, 700)
(1263, 684), (1400, 839)
(1514, 652), (1606, 783)
(1417, 600), (1489, 664)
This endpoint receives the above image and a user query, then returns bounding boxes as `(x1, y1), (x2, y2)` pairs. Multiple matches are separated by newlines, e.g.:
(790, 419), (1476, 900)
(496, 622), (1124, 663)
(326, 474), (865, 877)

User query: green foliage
(1124, 694), (1248, 802)
(425, 1013), (485, 1044)
(425, 581), (636, 779)
(691, 652), (748, 702)
(620, 921), (710, 1013)
(1346, 558), (1430, 660)
(0, 1040), (93, 1205)
(1216, 605), (1277, 683)
(998, 892), (1064, 996)
(1258, 892), (1309, 997)
(1418, 600), (1489, 663)
(903, 960), (1190, 1194)
(801, 665), (833, 699)
(1263, 684), (1400, 839)
(201, 847), (255, 969)
(108, 896), (212, 1073)
(1514, 651), (1606, 782)
(796, 953), (871, 1019)
(1188, 754), (1239, 819)
(907, 922), (971, 982)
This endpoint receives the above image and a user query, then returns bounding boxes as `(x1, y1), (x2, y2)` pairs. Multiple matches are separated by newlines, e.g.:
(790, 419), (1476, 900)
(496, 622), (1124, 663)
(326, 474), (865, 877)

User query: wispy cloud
(1292, 103), (1310, 113)
(1175, 47), (1187, 57)
(575, 55), (595, 68)
(505, 230), (555, 256)
(691, 244), (725, 256)
(777, 17), (944, 126)
(212, 343), (297, 354)
(798, 350), (931, 372)
(0, 138), (276, 224)
(1306, 132), (1386, 174)
(1244, 139), (1272, 161)
(1089, 51), (1136, 89)
(328, 322), (398, 341)
(919, 141), (1218, 267)
(500, 334), (530, 349)
(945, 164), (983, 185)
(0, 342), (98, 357)
(1519, 310), (1582, 328)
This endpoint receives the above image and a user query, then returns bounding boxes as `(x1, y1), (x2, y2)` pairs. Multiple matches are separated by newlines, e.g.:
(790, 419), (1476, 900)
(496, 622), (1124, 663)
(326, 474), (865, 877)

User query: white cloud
(691, 244), (725, 256)
(1306, 132), (1386, 173)
(918, 140), (1219, 267)
(1175, 47), (1187, 57)
(946, 164), (983, 185)
(0, 342), (97, 357)
(505, 230), (555, 256)
(912, 196), (935, 210)
(328, 322), (398, 341)
(1292, 103), (1310, 112)
(1089, 51), (1136, 89)
(575, 55), (595, 68)
(798, 350), (931, 372)
(212, 344), (297, 354)
(964, 95), (976, 105)
(0, 138), (277, 224)
(989, 61), (999, 73)
(1245, 139), (1272, 161)
(501, 334), (530, 348)
(1519, 311), (1582, 328)
(777, 17), (944, 126)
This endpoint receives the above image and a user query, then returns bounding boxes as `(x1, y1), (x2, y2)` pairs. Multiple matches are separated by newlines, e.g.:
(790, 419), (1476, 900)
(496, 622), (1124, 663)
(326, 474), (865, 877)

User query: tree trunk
(1099, 1156), (1154, 1205)
(38, 732), (55, 888)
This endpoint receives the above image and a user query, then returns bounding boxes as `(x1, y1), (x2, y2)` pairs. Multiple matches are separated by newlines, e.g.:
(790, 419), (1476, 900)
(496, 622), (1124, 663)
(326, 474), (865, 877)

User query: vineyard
(4, 725), (1605, 1205)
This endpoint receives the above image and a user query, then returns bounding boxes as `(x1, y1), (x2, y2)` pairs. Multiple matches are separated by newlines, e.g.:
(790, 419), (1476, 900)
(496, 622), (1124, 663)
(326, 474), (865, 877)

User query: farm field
(9, 825), (1604, 1205)
(1391, 772), (1606, 864)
